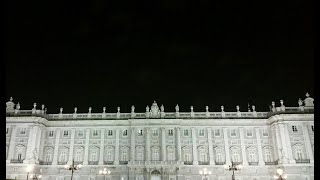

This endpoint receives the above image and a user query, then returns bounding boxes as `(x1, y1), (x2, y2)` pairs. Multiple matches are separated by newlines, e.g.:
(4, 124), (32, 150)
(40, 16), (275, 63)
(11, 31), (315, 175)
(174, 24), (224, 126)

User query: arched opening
(150, 170), (161, 180)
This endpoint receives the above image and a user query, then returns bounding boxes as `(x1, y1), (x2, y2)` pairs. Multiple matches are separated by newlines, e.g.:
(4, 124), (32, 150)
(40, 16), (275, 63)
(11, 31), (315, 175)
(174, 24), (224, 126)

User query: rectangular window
(63, 130), (69, 136)
(93, 130), (98, 136)
(48, 131), (54, 137)
(78, 130), (84, 137)
(215, 129), (220, 136)
(311, 125), (314, 132)
(292, 126), (298, 132)
(168, 129), (173, 136)
(230, 129), (236, 136)
(152, 130), (158, 136)
(138, 129), (143, 136)
(199, 129), (205, 136)
(123, 130), (128, 136)
(20, 128), (26, 134)
(247, 129), (253, 137)
(183, 129), (189, 136)
(6, 128), (9, 134)
(108, 130), (113, 136)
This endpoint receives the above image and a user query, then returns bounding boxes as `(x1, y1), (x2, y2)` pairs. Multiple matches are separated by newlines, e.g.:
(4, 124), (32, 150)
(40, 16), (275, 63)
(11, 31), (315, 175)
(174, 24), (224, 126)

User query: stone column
(68, 129), (76, 164)
(38, 126), (46, 162)
(52, 129), (61, 165)
(130, 128), (136, 162)
(207, 128), (215, 165)
(161, 128), (167, 161)
(255, 128), (265, 165)
(146, 128), (151, 161)
(270, 125), (279, 161)
(239, 128), (248, 165)
(83, 129), (90, 165)
(99, 129), (105, 165)
(302, 125), (314, 163)
(223, 128), (231, 165)
(283, 123), (296, 163)
(276, 123), (288, 164)
(191, 128), (198, 165)
(175, 127), (182, 161)
(114, 128), (120, 164)
(7, 125), (17, 163)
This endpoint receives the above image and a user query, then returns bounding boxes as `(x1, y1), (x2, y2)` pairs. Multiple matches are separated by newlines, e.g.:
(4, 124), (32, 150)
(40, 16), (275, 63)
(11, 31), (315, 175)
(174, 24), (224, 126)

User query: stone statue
(190, 106), (194, 112)
(221, 106), (224, 112)
(150, 101), (160, 117)
(16, 103), (20, 110)
(103, 107), (106, 113)
(175, 104), (179, 112)
(236, 105), (240, 112)
(41, 104), (45, 110)
(304, 92), (314, 107)
(32, 148), (38, 161)
(6, 97), (15, 111)
(206, 106), (209, 112)
(146, 106), (150, 112)
(131, 105), (135, 113)
(60, 107), (63, 114)
(117, 107), (120, 113)
(160, 105), (164, 112)
(298, 98), (303, 106)
(33, 103), (37, 109)
(74, 107), (77, 113)
(88, 107), (92, 113)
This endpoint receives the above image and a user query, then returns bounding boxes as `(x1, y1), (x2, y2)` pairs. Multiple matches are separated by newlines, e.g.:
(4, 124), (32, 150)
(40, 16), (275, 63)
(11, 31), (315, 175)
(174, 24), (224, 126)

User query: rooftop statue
(304, 92), (314, 107)
(6, 97), (15, 111)
(150, 101), (160, 118)
(175, 104), (179, 112)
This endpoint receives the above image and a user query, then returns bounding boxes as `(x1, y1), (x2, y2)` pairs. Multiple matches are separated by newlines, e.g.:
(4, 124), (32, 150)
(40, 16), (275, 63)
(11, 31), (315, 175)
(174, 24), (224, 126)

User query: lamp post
(199, 168), (211, 180)
(224, 162), (242, 180)
(99, 168), (111, 180)
(26, 166), (34, 180)
(64, 159), (82, 180)
(273, 167), (287, 180)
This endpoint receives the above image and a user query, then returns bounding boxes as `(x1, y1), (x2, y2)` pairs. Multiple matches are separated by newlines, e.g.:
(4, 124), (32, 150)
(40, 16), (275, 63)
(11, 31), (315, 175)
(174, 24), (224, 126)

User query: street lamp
(64, 159), (82, 180)
(224, 162), (242, 180)
(26, 166), (34, 180)
(199, 168), (211, 180)
(99, 168), (111, 180)
(274, 167), (287, 180)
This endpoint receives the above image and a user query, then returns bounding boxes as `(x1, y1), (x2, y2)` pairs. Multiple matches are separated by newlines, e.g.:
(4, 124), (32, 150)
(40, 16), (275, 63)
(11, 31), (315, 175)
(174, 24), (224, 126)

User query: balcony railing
(265, 161), (278, 165)
(11, 159), (23, 163)
(248, 162), (259, 165)
(39, 161), (52, 165)
(104, 161), (114, 165)
(58, 162), (67, 165)
(215, 161), (226, 165)
(119, 161), (128, 165)
(199, 161), (209, 165)
(88, 161), (98, 165)
(231, 162), (242, 165)
(295, 159), (310, 164)
(74, 161), (83, 165)
(184, 161), (193, 165)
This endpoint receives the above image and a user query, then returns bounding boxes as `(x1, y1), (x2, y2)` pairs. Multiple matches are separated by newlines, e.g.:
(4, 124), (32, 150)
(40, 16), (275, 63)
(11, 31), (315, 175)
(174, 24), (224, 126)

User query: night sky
(5, 0), (314, 113)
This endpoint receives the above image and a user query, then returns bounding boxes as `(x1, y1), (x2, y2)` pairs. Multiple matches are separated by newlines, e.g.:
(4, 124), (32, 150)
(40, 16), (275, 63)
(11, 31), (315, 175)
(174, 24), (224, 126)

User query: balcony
(295, 159), (310, 164)
(88, 161), (98, 165)
(199, 161), (209, 165)
(11, 159), (23, 163)
(74, 161), (83, 165)
(248, 162), (259, 166)
(184, 161), (193, 165)
(104, 161), (114, 165)
(231, 162), (242, 165)
(58, 162), (67, 165)
(265, 161), (278, 165)
(39, 161), (52, 165)
(215, 161), (226, 165)
(119, 161), (128, 165)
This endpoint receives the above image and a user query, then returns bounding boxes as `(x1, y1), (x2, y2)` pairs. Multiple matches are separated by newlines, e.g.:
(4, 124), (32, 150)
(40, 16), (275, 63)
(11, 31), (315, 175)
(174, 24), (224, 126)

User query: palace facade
(6, 94), (314, 180)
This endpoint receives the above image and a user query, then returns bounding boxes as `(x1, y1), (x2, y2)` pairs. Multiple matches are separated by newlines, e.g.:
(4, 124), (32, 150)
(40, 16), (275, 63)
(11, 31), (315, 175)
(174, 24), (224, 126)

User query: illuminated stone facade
(6, 94), (314, 180)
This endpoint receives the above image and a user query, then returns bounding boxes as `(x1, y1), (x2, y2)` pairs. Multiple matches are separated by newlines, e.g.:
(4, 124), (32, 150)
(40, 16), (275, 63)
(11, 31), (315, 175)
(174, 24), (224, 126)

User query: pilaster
(52, 129), (61, 165)
(114, 128), (120, 164)
(302, 125), (314, 163)
(67, 129), (76, 164)
(191, 128), (198, 165)
(207, 128), (215, 165)
(146, 128), (151, 161)
(7, 125), (17, 163)
(239, 128), (248, 165)
(255, 128), (265, 165)
(130, 128), (136, 162)
(223, 128), (231, 165)
(161, 127), (167, 161)
(283, 123), (296, 164)
(175, 127), (182, 162)
(99, 128), (105, 165)
(83, 128), (90, 165)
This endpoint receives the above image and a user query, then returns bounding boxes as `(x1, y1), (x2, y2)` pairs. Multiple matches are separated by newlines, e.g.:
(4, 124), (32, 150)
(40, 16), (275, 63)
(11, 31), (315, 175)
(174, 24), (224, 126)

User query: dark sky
(5, 0), (314, 113)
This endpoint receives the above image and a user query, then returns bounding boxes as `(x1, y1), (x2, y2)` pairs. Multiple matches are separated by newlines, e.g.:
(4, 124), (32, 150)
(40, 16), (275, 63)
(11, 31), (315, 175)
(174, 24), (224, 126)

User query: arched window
(136, 146), (144, 161)
(248, 151), (257, 162)
(90, 149), (98, 162)
(15, 144), (26, 161)
(263, 146), (274, 163)
(120, 147), (129, 161)
(74, 147), (84, 162)
(230, 147), (241, 163)
(44, 147), (54, 162)
(167, 146), (175, 161)
(214, 147), (225, 163)
(59, 151), (67, 162)
(198, 146), (208, 162)
(182, 147), (192, 162)
(296, 148), (303, 160)
(151, 147), (160, 161)
(105, 147), (114, 162)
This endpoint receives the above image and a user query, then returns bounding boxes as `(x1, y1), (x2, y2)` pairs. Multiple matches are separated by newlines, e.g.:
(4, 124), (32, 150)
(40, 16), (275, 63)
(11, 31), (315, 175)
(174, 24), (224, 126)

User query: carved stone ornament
(304, 92), (314, 107)
(6, 97), (15, 111)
